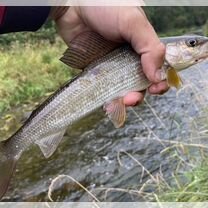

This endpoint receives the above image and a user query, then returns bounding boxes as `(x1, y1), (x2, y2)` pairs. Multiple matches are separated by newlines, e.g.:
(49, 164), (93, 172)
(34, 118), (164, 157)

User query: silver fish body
(1, 35), (208, 200)
(6, 46), (148, 157)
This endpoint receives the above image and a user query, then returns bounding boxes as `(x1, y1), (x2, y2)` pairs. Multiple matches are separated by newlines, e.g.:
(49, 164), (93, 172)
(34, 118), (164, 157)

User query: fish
(0, 32), (208, 200)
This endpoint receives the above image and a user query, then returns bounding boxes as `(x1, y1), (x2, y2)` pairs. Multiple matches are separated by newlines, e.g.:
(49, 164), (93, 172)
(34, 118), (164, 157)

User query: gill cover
(164, 35), (208, 89)
(165, 35), (208, 71)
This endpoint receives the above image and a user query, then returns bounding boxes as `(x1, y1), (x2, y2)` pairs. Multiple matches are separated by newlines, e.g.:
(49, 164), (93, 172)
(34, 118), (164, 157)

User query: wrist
(50, 6), (69, 21)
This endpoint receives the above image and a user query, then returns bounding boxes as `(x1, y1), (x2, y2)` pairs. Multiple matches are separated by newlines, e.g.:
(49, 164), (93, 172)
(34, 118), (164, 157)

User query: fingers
(119, 7), (167, 96)
(123, 91), (145, 106)
(118, 7), (166, 84)
(55, 6), (169, 108)
(123, 81), (169, 107)
(148, 81), (169, 95)
(123, 81), (168, 107)
(123, 80), (169, 107)
(140, 44), (166, 83)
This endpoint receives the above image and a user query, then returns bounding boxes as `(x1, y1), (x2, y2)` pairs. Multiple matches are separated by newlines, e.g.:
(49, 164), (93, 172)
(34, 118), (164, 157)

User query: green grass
(0, 38), (72, 114)
(0, 21), (56, 47)
(157, 159), (208, 202)
(154, 111), (208, 202)
(1, 22), (208, 202)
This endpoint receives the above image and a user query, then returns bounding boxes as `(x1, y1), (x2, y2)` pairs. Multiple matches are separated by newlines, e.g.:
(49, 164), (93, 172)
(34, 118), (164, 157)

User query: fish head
(165, 35), (208, 71)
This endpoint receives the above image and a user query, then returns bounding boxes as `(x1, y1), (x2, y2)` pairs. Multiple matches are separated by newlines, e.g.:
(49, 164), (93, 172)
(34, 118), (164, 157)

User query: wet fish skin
(0, 35), (208, 200)
(3, 45), (148, 155)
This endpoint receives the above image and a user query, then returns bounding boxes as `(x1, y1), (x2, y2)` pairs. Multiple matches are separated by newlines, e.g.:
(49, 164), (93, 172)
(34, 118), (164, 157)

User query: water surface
(2, 62), (208, 202)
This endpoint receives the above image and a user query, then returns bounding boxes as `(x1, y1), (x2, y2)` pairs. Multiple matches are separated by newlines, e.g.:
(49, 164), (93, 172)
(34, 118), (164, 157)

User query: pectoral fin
(36, 130), (66, 158)
(104, 98), (126, 128)
(167, 67), (183, 89)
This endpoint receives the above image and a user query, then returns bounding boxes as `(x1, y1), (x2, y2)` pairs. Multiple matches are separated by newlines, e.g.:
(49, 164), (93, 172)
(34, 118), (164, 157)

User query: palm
(55, 6), (167, 106)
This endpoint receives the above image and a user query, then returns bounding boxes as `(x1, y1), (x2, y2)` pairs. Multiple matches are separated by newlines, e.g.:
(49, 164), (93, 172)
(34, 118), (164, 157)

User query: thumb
(119, 7), (166, 83)
(140, 43), (166, 83)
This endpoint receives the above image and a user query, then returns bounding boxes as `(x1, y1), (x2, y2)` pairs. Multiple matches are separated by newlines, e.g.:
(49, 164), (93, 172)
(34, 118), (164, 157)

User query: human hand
(52, 6), (168, 106)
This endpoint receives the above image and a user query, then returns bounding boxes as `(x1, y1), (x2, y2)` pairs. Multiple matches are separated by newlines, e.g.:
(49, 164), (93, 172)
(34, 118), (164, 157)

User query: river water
(2, 62), (208, 202)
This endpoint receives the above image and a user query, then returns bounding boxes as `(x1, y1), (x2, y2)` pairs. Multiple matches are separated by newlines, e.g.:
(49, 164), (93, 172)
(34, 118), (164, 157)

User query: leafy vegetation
(0, 38), (72, 114)
(1, 8), (208, 202)
(0, 21), (57, 47)
(143, 7), (208, 202)
(145, 7), (208, 33)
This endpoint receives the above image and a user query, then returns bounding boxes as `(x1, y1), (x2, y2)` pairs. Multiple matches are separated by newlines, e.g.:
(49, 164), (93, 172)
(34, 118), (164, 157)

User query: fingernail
(155, 69), (166, 82)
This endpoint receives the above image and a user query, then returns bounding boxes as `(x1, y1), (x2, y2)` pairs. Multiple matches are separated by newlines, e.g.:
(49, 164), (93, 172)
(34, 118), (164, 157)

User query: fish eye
(186, 38), (198, 47)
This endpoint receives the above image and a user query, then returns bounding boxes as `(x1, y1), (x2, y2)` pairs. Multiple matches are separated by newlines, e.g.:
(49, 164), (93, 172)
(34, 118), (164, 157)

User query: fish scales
(1, 34), (208, 200)
(5, 46), (148, 156)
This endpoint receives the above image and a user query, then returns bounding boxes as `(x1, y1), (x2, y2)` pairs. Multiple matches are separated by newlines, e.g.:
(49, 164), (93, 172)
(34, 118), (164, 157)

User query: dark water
(2, 62), (208, 202)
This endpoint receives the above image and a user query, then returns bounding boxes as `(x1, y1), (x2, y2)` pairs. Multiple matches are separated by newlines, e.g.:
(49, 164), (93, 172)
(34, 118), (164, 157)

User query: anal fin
(104, 98), (126, 128)
(36, 130), (66, 158)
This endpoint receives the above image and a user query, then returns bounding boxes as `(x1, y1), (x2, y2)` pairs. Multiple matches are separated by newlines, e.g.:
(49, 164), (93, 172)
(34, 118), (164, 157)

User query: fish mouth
(195, 54), (208, 63)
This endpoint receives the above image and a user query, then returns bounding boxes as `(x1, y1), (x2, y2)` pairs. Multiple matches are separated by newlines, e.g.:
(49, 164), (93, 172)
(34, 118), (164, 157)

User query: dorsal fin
(60, 31), (119, 69)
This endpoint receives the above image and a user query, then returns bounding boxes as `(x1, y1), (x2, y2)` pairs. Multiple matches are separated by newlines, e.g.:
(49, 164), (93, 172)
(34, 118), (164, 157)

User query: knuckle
(148, 82), (169, 95)
(118, 7), (147, 37)
(158, 43), (166, 57)
(146, 72), (156, 81)
(142, 65), (157, 81)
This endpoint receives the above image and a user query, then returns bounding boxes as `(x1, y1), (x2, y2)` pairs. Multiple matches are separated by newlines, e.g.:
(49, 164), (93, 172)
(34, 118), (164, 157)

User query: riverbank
(0, 21), (206, 116)
(0, 38), (72, 114)
(1, 22), (208, 202)
(156, 158), (208, 202)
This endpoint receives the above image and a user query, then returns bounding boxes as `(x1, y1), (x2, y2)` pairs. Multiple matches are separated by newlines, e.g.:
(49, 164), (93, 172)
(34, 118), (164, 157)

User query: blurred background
(1, 7), (208, 202)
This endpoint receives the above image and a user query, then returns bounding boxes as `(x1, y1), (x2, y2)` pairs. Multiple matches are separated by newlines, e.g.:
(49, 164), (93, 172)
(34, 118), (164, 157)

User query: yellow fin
(104, 98), (126, 128)
(167, 67), (183, 89)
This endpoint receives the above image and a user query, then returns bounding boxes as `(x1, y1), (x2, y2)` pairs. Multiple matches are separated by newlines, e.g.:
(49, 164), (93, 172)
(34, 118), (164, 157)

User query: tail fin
(0, 141), (17, 200)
